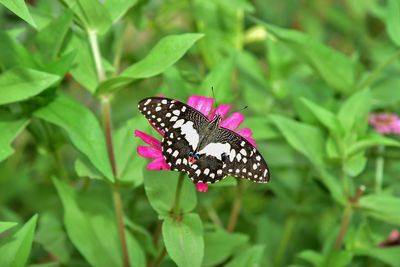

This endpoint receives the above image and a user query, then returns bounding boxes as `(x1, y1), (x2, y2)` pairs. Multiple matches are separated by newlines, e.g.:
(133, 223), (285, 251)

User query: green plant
(1, 0), (400, 266)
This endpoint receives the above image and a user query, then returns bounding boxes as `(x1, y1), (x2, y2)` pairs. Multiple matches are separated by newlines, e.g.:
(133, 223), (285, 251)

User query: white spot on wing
(173, 119), (184, 128)
(204, 168), (210, 175)
(155, 106), (161, 112)
(199, 142), (231, 159)
(253, 163), (257, 170)
(173, 110), (180, 116)
(230, 149), (236, 162)
(172, 150), (179, 157)
(144, 99), (151, 105)
(240, 149), (247, 156)
(196, 170), (201, 176)
(180, 121), (199, 150)
(217, 170), (222, 175)
(161, 99), (167, 104)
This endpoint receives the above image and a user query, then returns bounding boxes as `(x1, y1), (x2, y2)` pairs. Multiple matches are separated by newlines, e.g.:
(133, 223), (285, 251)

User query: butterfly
(138, 97), (270, 184)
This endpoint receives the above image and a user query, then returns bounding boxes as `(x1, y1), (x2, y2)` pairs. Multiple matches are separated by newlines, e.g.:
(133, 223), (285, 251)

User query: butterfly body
(138, 97), (270, 184)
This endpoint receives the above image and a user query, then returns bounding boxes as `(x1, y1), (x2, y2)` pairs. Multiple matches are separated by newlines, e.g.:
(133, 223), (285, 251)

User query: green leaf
(35, 9), (73, 64)
(269, 114), (325, 166)
(35, 211), (70, 263)
(300, 97), (344, 135)
(121, 33), (204, 78)
(144, 171), (196, 216)
(386, 0), (400, 46)
(0, 0), (37, 28)
(62, 0), (112, 34)
(297, 250), (324, 267)
(0, 67), (60, 105)
(348, 133), (400, 156)
(0, 116), (29, 162)
(0, 214), (38, 267)
(0, 221), (17, 234)
(53, 178), (145, 267)
(163, 213), (204, 267)
(337, 89), (371, 135)
(62, 31), (98, 93)
(324, 250), (353, 267)
(357, 194), (400, 226)
(225, 245), (265, 267)
(203, 225), (248, 266)
(198, 54), (236, 104)
(34, 95), (114, 182)
(356, 247), (400, 267)
(252, 17), (355, 93)
(74, 157), (103, 180)
(0, 31), (38, 69)
(42, 51), (77, 78)
(344, 152), (367, 177)
(97, 33), (203, 95)
(113, 116), (148, 186)
(104, 0), (138, 22)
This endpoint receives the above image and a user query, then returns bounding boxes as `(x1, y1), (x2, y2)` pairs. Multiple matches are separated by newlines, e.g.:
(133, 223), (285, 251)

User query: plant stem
(274, 214), (297, 266)
(334, 185), (365, 249)
(150, 247), (166, 267)
(89, 29), (130, 267)
(227, 179), (244, 233)
(375, 145), (385, 193)
(88, 30), (105, 82)
(173, 172), (185, 219)
(357, 50), (400, 91)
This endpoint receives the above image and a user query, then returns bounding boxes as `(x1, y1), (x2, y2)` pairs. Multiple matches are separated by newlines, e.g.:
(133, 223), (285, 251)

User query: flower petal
(135, 130), (161, 148)
(208, 104), (231, 120)
(147, 158), (170, 171)
(235, 128), (253, 138)
(137, 145), (163, 159)
(187, 95), (214, 117)
(220, 112), (244, 131)
(195, 182), (208, 192)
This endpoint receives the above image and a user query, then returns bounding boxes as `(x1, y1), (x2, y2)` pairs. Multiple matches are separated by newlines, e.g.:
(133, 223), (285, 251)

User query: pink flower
(368, 113), (400, 135)
(135, 95), (258, 192)
(377, 229), (400, 247)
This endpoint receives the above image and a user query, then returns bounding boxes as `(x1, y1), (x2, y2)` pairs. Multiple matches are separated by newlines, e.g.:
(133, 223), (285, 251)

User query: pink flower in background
(135, 95), (258, 192)
(378, 229), (400, 247)
(368, 113), (400, 134)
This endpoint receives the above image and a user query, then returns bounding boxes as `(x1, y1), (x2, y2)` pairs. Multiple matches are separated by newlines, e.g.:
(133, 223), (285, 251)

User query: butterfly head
(188, 151), (200, 164)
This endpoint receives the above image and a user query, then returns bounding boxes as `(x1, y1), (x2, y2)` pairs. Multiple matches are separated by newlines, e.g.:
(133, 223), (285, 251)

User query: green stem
(341, 162), (350, 198)
(173, 172), (186, 220)
(357, 50), (400, 91)
(274, 214), (297, 266)
(227, 179), (244, 233)
(89, 29), (130, 267)
(375, 145), (385, 193)
(88, 30), (105, 82)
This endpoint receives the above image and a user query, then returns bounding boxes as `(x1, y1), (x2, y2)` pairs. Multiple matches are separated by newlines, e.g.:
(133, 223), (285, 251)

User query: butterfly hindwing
(213, 128), (270, 183)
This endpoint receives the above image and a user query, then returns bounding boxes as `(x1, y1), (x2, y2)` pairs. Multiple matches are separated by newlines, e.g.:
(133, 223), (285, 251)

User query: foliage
(1, 0), (400, 266)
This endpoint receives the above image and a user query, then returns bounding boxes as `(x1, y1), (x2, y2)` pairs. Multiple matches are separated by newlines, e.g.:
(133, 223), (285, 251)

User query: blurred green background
(1, 0), (400, 266)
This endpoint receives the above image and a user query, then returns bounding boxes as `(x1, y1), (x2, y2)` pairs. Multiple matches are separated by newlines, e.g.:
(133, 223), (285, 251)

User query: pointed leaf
(357, 194), (400, 226)
(356, 247), (400, 267)
(0, 221), (17, 234)
(0, 31), (38, 69)
(34, 95), (114, 181)
(0, 215), (38, 267)
(0, 0), (37, 28)
(269, 114), (325, 166)
(300, 97), (344, 135)
(0, 67), (60, 105)
(104, 0), (138, 22)
(163, 213), (204, 267)
(225, 245), (265, 267)
(35, 9), (73, 64)
(53, 178), (145, 267)
(0, 116), (29, 162)
(348, 133), (400, 156)
(121, 33), (204, 78)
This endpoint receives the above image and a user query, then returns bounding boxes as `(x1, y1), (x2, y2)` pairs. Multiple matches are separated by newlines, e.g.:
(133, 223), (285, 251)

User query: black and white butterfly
(138, 97), (270, 184)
